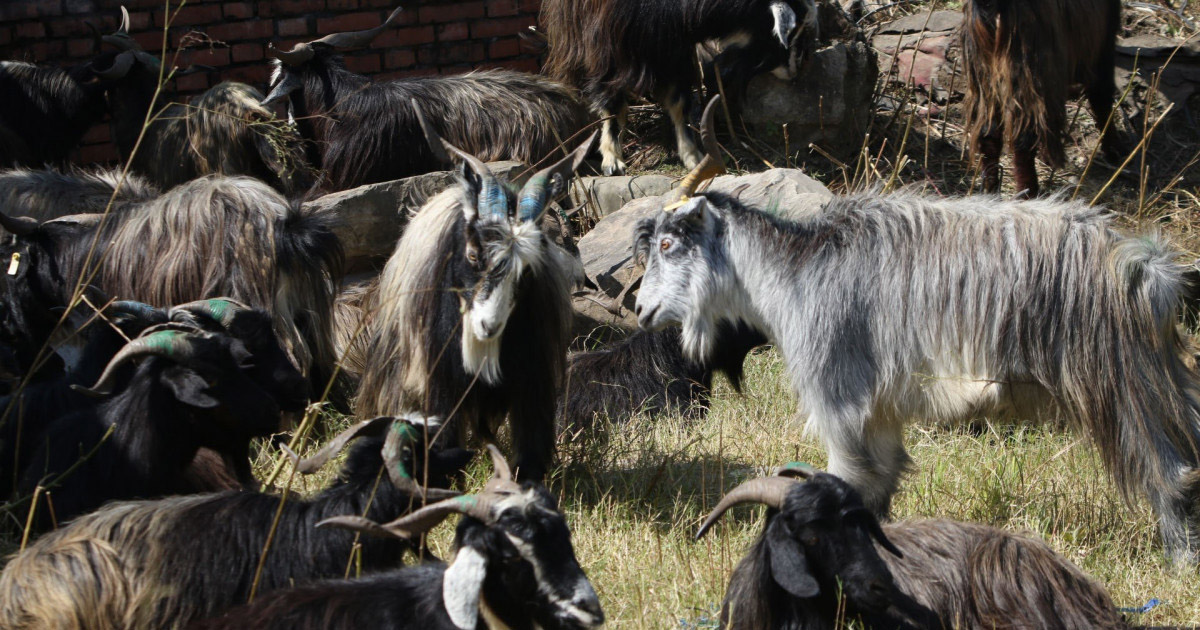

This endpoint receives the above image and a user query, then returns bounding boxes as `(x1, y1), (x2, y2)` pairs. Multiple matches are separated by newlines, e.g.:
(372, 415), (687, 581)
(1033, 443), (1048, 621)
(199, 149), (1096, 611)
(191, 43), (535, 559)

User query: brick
(417, 2), (484, 24)
(127, 11), (152, 30)
(344, 52), (381, 74)
(0, 27), (13, 46)
(79, 144), (119, 165)
(206, 20), (274, 43)
(225, 64), (270, 85)
(0, 3), (39, 21)
(15, 22), (46, 39)
(362, 0), (401, 8)
(326, 0), (360, 10)
(418, 42), (485, 67)
(488, 37), (520, 59)
(67, 37), (95, 57)
(277, 17), (310, 37)
(156, 4), (221, 27)
(175, 72), (210, 93)
(395, 67), (439, 78)
(223, 3), (255, 19)
(519, 0), (541, 12)
(259, 0), (324, 17)
(232, 43), (264, 62)
(487, 0), (520, 17)
(48, 17), (94, 38)
(372, 25), (433, 48)
(317, 12), (387, 35)
(470, 15), (535, 39)
(132, 32), (164, 51)
(186, 47), (231, 67)
(436, 22), (468, 42)
(384, 49), (415, 69)
(27, 41), (65, 61)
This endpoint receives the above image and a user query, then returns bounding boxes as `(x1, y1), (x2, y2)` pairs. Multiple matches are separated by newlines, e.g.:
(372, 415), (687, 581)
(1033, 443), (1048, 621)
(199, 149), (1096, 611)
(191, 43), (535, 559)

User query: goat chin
(462, 329), (503, 386)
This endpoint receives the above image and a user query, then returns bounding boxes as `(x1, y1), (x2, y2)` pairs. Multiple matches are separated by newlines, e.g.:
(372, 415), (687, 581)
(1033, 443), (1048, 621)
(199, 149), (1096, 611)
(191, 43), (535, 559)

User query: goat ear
(456, 163), (482, 223)
(766, 518), (820, 599)
(160, 366), (220, 409)
(443, 544), (488, 630)
(673, 197), (710, 229)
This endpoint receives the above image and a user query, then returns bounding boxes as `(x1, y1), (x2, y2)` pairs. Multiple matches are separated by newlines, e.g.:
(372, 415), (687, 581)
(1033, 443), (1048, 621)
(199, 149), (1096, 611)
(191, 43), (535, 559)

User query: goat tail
(1114, 233), (1190, 328)
(275, 203), (345, 400)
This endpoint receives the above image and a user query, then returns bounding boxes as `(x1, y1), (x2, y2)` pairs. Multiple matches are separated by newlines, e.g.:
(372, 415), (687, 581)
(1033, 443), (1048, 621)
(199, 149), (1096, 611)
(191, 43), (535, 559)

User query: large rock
(303, 161), (525, 269)
(738, 2), (878, 157)
(872, 10), (962, 104)
(574, 169), (833, 331)
(567, 174), (675, 220)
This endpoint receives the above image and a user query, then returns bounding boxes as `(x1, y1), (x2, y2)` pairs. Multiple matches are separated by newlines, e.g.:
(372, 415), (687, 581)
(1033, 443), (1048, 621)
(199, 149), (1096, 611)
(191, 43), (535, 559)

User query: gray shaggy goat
(698, 465), (1131, 629)
(264, 7), (591, 192)
(0, 175), (342, 395)
(354, 106), (593, 481)
(634, 135), (1200, 563)
(0, 166), (159, 222)
(962, 0), (1121, 197)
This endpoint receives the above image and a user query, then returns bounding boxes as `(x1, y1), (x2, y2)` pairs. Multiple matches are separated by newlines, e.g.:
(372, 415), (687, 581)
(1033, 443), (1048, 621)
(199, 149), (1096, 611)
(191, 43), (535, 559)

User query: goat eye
(467, 250), (479, 264)
(660, 238), (673, 252)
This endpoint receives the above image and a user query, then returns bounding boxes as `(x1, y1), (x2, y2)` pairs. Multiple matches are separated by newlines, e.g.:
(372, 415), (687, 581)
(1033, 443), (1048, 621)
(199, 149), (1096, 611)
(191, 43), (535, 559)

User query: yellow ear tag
(7, 252), (20, 276)
(664, 197), (690, 213)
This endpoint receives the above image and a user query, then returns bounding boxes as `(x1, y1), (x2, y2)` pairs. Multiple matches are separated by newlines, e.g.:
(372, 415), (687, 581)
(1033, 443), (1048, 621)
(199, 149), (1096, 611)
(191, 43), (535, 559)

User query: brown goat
(962, 0), (1121, 197)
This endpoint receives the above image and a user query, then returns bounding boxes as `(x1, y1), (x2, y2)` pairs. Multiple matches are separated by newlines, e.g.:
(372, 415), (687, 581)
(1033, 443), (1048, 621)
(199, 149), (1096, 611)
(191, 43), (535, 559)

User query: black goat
(0, 166), (159, 222)
(6, 322), (291, 532)
(561, 323), (766, 431)
(541, 0), (817, 175)
(0, 416), (470, 630)
(698, 466), (1132, 629)
(264, 7), (590, 192)
(91, 8), (315, 196)
(354, 107), (593, 481)
(188, 445), (604, 630)
(0, 174), (342, 397)
(0, 57), (118, 167)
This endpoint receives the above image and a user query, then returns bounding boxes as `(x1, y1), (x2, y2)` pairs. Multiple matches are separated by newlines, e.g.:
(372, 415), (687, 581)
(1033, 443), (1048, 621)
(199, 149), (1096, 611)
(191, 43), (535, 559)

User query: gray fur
(635, 190), (1200, 563)
(0, 166), (160, 222)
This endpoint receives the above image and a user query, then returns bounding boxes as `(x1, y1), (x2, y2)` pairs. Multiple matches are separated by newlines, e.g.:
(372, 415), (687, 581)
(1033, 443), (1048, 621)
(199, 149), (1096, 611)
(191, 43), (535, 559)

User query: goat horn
(695, 476), (800, 539)
(284, 416), (395, 474)
(169, 298), (254, 329)
(670, 95), (726, 206)
(119, 6), (130, 34)
(71, 327), (204, 397)
(383, 415), (461, 500)
(105, 300), (168, 327)
(773, 462), (816, 480)
(516, 131), (598, 223)
(0, 212), (39, 236)
(412, 99), (506, 221)
(311, 6), (404, 50)
(266, 42), (315, 66)
(93, 50), (137, 80)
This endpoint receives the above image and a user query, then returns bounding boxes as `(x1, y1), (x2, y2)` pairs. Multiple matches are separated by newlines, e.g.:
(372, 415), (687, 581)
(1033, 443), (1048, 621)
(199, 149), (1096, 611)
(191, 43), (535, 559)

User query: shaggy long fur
(355, 187), (575, 480)
(540, 0), (816, 174)
(560, 323), (765, 430)
(962, 0), (1120, 196)
(0, 436), (466, 630)
(269, 54), (590, 191)
(721, 476), (1130, 629)
(0, 60), (107, 167)
(0, 166), (160, 222)
(0, 175), (342, 392)
(107, 58), (315, 196)
(635, 190), (1200, 562)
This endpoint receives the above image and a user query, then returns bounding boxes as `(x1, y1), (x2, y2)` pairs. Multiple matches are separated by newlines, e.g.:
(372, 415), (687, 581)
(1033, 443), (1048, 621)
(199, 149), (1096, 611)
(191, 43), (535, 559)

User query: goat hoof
(602, 160), (626, 176)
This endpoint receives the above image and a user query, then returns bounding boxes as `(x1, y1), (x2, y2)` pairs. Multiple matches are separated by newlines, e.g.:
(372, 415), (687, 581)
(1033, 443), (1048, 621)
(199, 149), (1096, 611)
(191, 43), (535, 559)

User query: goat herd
(0, 0), (1194, 628)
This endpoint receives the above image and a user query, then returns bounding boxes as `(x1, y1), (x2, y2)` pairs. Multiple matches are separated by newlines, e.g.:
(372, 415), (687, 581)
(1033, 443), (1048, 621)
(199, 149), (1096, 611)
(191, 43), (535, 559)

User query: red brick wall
(0, 0), (543, 164)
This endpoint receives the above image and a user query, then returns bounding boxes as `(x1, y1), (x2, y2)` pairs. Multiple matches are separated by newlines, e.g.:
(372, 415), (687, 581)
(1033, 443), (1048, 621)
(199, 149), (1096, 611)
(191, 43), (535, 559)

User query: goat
(263, 7), (590, 192)
(354, 106), (594, 482)
(633, 112), (1200, 563)
(0, 416), (471, 630)
(540, 0), (817, 175)
(561, 323), (766, 431)
(962, 0), (1121, 197)
(5, 322), (294, 532)
(0, 174), (343, 397)
(0, 165), (159, 222)
(90, 9), (315, 196)
(0, 57), (116, 167)
(698, 465), (1132, 629)
(188, 445), (603, 630)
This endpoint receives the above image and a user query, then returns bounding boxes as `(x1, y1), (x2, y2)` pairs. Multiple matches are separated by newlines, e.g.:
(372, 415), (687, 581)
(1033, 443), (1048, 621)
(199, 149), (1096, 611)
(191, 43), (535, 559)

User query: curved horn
(118, 6), (130, 34)
(382, 416), (461, 500)
(773, 462), (815, 480)
(283, 416), (395, 474)
(311, 6), (404, 50)
(0, 212), (39, 236)
(267, 42), (315, 67)
(516, 131), (598, 223)
(93, 50), (137, 79)
(695, 476), (800, 539)
(169, 298), (253, 329)
(105, 300), (168, 326)
(485, 444), (513, 483)
(86, 21), (102, 50)
(669, 95), (726, 205)
(70, 328), (202, 397)
(412, 99), (506, 220)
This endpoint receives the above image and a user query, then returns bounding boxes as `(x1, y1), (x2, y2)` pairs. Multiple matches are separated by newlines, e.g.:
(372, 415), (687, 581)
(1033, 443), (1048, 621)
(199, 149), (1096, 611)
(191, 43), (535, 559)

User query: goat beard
(462, 327), (503, 386)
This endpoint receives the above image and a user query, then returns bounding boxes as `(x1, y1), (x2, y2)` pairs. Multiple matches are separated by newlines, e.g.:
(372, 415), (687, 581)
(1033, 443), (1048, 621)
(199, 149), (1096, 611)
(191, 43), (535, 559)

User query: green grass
(266, 347), (1199, 628)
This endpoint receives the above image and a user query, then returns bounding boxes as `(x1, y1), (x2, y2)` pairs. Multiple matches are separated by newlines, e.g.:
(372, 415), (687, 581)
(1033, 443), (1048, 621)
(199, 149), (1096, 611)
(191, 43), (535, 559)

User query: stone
(573, 169), (833, 331)
(567, 174), (675, 220)
(303, 161), (525, 269)
(873, 11), (962, 103)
